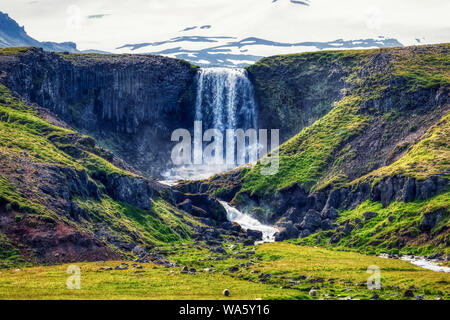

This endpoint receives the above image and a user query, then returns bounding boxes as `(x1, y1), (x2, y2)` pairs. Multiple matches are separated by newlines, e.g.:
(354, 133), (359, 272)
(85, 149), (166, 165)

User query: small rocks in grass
(363, 211), (378, 220)
(181, 266), (189, 273)
(114, 263), (129, 270)
(228, 266), (240, 272)
(309, 289), (317, 297)
(371, 293), (379, 300)
(223, 289), (230, 297)
(403, 290), (414, 298)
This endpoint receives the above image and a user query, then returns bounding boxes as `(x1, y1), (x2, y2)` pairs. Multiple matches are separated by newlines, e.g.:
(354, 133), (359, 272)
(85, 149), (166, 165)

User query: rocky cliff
(0, 47), (198, 177)
(0, 75), (229, 266)
(198, 44), (450, 254)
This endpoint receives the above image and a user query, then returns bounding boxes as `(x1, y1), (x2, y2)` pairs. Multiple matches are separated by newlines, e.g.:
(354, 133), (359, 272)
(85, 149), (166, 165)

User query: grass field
(0, 243), (448, 300)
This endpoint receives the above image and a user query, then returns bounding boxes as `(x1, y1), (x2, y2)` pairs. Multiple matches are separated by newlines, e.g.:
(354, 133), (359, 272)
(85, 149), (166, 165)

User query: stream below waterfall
(219, 201), (278, 243)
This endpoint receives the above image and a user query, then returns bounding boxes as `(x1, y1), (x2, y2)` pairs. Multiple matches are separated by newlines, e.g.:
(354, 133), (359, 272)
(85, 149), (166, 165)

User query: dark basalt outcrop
(0, 47), (198, 177)
(233, 174), (448, 240)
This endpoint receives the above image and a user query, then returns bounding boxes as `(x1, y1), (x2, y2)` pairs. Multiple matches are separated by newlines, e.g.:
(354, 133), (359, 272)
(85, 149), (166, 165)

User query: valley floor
(0, 243), (448, 300)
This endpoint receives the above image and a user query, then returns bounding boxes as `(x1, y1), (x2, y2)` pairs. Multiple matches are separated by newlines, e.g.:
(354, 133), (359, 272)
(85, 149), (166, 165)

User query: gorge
(0, 44), (448, 267)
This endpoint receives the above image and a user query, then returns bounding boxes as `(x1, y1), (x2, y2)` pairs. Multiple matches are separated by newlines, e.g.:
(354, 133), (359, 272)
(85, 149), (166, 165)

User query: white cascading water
(219, 201), (278, 243)
(162, 68), (276, 242)
(163, 67), (259, 181)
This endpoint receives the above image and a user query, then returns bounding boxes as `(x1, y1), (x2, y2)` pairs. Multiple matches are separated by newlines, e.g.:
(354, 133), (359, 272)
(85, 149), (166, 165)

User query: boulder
(246, 229), (263, 240)
(183, 193), (228, 222)
(363, 211), (378, 220)
(403, 290), (414, 298)
(321, 207), (339, 220)
(283, 207), (304, 223)
(320, 219), (334, 231)
(343, 222), (354, 235)
(419, 211), (442, 232)
(298, 229), (311, 238)
(274, 221), (298, 241)
(243, 239), (255, 246)
(299, 210), (322, 232)
(210, 246), (226, 254)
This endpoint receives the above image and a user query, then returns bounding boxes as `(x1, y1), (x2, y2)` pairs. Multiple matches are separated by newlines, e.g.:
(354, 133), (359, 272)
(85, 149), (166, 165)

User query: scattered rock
(228, 266), (240, 272)
(246, 229), (263, 240)
(320, 219), (334, 231)
(181, 266), (189, 273)
(299, 210), (322, 232)
(115, 263), (128, 270)
(210, 246), (227, 254)
(309, 289), (317, 297)
(223, 289), (230, 297)
(363, 211), (378, 220)
(403, 290), (414, 298)
(243, 239), (255, 246)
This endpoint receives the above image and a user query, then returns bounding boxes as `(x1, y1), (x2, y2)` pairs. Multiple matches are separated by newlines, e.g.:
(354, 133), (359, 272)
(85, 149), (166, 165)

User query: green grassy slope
(0, 82), (201, 267)
(291, 191), (449, 256)
(240, 44), (450, 197)
(208, 44), (450, 255)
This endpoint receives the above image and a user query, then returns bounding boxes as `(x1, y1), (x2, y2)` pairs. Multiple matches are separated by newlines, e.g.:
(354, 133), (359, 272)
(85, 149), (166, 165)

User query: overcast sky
(1, 0), (449, 51)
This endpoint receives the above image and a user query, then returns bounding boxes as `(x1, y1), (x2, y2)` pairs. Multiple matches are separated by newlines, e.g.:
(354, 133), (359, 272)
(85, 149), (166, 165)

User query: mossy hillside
(355, 113), (450, 185)
(391, 44), (450, 91)
(0, 232), (28, 269)
(290, 191), (450, 256)
(240, 95), (370, 198)
(0, 84), (202, 263)
(247, 49), (372, 141)
(236, 44), (449, 200)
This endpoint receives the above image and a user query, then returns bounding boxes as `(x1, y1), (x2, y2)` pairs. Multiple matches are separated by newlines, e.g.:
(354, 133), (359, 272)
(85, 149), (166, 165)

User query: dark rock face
(171, 192), (227, 223)
(0, 48), (198, 177)
(298, 210), (322, 232)
(104, 173), (154, 209)
(419, 211), (444, 232)
(247, 55), (348, 142)
(234, 174), (448, 243)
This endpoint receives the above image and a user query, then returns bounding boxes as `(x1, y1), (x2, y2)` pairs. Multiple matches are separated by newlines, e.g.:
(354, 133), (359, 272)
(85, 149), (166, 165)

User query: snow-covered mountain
(1, 1), (407, 67)
(114, 0), (404, 67)
(117, 35), (402, 67)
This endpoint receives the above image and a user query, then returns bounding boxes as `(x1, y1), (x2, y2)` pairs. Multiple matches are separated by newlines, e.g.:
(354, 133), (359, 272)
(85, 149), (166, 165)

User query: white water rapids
(219, 201), (278, 243)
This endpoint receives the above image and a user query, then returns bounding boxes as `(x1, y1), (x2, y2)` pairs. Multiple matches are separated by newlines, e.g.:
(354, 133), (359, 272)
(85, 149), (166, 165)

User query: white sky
(1, 0), (449, 51)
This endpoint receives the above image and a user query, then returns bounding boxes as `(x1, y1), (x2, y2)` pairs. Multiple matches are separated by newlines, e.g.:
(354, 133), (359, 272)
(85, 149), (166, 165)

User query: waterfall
(163, 67), (259, 181)
(194, 68), (257, 132)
